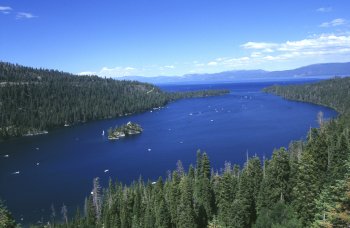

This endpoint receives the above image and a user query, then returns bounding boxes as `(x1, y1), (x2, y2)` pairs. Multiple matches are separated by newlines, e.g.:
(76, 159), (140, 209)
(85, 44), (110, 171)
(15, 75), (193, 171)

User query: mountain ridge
(117, 62), (350, 84)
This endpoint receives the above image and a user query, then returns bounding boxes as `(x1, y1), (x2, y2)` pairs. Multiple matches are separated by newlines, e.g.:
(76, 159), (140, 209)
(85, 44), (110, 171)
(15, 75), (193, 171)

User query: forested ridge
(263, 77), (350, 115)
(0, 62), (228, 139)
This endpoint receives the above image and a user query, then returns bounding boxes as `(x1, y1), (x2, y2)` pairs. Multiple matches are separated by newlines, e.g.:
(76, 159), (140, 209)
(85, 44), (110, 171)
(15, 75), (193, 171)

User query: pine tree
(217, 162), (238, 226)
(178, 176), (197, 228)
(0, 201), (16, 228)
(165, 171), (180, 226)
(258, 148), (291, 211)
(292, 150), (319, 226)
(131, 182), (143, 228)
(61, 203), (68, 225)
(313, 149), (350, 227)
(193, 152), (214, 227)
(329, 132), (349, 181)
(254, 201), (302, 228)
(235, 157), (262, 227)
(92, 177), (102, 223)
(152, 177), (170, 228)
(85, 195), (96, 226)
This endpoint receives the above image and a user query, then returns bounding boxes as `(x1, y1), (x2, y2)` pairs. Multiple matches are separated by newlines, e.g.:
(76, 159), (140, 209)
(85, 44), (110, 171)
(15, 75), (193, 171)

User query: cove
(0, 80), (337, 225)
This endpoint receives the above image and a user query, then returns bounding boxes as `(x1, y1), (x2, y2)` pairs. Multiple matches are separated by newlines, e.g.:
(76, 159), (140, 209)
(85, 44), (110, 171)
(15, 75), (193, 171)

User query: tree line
(0, 62), (228, 139)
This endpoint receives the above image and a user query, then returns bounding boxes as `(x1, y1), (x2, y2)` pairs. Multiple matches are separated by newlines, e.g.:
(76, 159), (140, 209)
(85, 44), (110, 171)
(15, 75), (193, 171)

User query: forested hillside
(264, 77), (350, 115)
(10, 77), (345, 227)
(0, 62), (228, 139)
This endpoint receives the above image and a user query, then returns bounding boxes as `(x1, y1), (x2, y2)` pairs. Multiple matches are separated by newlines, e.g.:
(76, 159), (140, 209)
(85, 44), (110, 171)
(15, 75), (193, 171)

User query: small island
(108, 121), (143, 140)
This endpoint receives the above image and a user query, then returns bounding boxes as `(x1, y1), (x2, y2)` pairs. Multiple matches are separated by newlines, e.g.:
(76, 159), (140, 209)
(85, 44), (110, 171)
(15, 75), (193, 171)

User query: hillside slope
(0, 62), (228, 139)
(264, 76), (350, 114)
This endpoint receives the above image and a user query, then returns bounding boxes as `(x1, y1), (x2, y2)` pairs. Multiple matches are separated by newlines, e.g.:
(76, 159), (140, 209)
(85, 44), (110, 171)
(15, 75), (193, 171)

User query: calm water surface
(0, 81), (337, 225)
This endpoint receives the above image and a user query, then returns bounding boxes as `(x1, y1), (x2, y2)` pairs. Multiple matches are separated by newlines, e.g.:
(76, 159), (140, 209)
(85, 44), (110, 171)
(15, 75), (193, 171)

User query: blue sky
(1, 0), (350, 77)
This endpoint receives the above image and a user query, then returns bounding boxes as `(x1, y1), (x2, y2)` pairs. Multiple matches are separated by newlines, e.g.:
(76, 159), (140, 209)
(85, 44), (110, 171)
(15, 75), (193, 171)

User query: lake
(0, 80), (337, 225)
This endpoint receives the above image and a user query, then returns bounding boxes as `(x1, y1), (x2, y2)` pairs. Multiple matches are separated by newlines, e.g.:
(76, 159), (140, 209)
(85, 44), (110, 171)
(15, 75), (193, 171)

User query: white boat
(104, 169), (109, 173)
(102, 130), (105, 136)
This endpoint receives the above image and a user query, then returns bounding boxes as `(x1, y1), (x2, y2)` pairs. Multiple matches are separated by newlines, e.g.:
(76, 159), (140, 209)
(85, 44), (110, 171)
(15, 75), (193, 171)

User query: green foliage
(263, 76), (350, 114)
(108, 122), (143, 139)
(0, 62), (228, 139)
(258, 148), (291, 211)
(313, 147), (350, 227)
(236, 157), (262, 227)
(292, 140), (322, 226)
(0, 201), (17, 228)
(254, 202), (302, 228)
(215, 162), (238, 226)
(178, 176), (197, 228)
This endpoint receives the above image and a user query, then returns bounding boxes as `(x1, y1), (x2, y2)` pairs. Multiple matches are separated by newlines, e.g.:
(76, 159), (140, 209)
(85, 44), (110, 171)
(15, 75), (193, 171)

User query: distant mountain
(120, 70), (268, 84)
(120, 62), (350, 84)
(267, 62), (350, 78)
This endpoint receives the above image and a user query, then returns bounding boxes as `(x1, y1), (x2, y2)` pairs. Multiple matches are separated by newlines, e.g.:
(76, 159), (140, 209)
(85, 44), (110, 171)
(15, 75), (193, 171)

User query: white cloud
(242, 34), (350, 53)
(124, 67), (135, 71)
(80, 63), (179, 78)
(219, 57), (251, 67)
(79, 67), (138, 77)
(320, 18), (346, 27)
(77, 71), (97, 76)
(208, 61), (218, 66)
(201, 33), (350, 70)
(195, 63), (205, 67)
(16, 12), (37, 19)
(241, 42), (278, 53)
(241, 42), (278, 50)
(250, 52), (262, 58)
(99, 66), (137, 77)
(316, 7), (332, 13)
(80, 34), (350, 77)
(0, 6), (12, 14)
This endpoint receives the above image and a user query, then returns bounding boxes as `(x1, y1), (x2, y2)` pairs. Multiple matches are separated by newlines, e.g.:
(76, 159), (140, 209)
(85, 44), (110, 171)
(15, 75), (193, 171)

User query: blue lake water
(0, 80), (338, 225)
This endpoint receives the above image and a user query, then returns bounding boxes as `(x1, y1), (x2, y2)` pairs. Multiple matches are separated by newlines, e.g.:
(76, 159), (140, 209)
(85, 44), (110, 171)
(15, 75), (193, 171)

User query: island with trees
(107, 122), (143, 140)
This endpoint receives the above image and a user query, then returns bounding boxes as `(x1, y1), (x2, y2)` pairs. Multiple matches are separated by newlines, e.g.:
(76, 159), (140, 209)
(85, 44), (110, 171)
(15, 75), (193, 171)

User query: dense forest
(0, 62), (229, 139)
(1, 74), (350, 227)
(263, 77), (350, 115)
